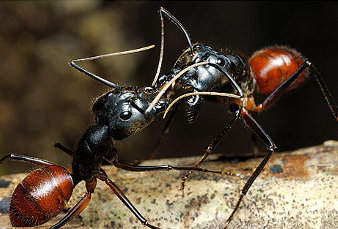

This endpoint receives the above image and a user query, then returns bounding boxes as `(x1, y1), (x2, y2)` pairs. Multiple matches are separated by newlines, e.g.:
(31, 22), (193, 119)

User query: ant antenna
(163, 91), (241, 118)
(151, 7), (194, 86)
(70, 45), (155, 89)
(160, 7), (193, 53)
(151, 9), (165, 86)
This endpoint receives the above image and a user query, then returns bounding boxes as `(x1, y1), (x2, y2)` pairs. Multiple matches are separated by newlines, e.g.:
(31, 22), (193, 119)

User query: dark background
(0, 1), (337, 174)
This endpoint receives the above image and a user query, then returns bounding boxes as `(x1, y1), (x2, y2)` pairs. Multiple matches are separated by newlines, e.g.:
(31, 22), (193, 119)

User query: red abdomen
(249, 46), (308, 95)
(9, 165), (73, 227)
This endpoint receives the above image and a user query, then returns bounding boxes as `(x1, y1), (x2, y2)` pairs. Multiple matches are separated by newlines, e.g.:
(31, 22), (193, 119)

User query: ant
(70, 7), (337, 227)
(143, 7), (337, 228)
(0, 85), (235, 228)
(1, 7), (336, 229)
(0, 11), (240, 229)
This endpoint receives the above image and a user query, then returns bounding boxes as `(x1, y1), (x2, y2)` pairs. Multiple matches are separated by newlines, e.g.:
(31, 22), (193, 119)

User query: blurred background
(0, 1), (337, 174)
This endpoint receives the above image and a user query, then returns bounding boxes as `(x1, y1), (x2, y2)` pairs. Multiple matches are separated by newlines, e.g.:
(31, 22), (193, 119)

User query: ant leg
(256, 60), (311, 111)
(114, 160), (225, 174)
(50, 177), (96, 229)
(50, 193), (91, 229)
(98, 169), (159, 229)
(256, 60), (337, 120)
(0, 153), (54, 167)
(224, 108), (276, 228)
(54, 143), (75, 157)
(180, 113), (240, 194)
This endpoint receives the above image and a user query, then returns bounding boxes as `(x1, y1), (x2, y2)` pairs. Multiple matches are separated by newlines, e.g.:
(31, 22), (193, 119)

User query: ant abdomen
(9, 165), (73, 227)
(249, 46), (308, 95)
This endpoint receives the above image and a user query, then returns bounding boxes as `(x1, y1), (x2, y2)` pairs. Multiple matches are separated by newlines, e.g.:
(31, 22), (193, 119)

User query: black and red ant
(1, 7), (337, 229)
(140, 7), (337, 227)
(0, 10), (239, 227)
(0, 85), (231, 228)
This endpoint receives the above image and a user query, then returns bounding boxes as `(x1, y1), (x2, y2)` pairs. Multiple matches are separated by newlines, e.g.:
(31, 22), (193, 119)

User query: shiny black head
(92, 87), (169, 140)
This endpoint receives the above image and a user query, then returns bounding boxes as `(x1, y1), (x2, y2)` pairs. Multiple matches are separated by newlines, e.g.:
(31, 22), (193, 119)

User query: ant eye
(217, 58), (226, 66)
(120, 111), (132, 120)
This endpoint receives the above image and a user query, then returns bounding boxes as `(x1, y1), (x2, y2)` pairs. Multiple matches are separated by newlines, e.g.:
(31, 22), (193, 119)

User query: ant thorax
(171, 44), (253, 96)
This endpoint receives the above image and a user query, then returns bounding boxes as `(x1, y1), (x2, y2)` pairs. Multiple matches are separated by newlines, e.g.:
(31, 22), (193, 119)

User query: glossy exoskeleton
(1, 87), (167, 228)
(154, 44), (248, 123)
(1, 6), (336, 229)
(1, 86), (226, 228)
(69, 7), (337, 228)
(143, 7), (337, 228)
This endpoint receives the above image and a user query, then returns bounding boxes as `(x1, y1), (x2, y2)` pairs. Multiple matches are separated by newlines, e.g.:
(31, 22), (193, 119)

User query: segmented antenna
(160, 7), (193, 53)
(151, 9), (165, 86)
(151, 7), (194, 86)
(70, 45), (155, 89)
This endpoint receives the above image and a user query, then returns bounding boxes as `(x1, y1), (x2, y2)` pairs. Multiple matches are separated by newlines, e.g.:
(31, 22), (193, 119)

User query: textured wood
(0, 141), (337, 229)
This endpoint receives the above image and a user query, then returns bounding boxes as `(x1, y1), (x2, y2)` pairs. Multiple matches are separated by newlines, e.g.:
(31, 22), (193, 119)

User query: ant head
(93, 87), (169, 140)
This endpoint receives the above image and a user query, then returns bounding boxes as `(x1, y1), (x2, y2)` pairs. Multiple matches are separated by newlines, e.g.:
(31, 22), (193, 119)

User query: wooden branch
(0, 141), (337, 229)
